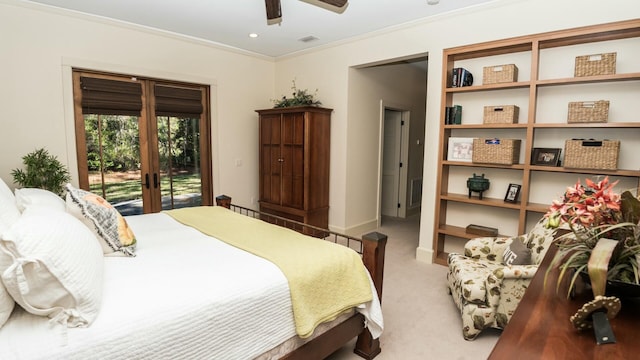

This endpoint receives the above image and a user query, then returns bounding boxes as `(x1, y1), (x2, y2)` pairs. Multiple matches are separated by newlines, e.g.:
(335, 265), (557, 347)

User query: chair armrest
(463, 236), (512, 262)
(495, 264), (539, 280)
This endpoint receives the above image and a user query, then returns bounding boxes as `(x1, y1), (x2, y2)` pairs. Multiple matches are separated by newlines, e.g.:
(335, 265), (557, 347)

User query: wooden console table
(489, 245), (640, 359)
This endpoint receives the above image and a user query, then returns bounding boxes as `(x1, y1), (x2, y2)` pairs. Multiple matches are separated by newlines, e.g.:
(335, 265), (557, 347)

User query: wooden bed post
(354, 231), (387, 359)
(215, 194), (231, 209)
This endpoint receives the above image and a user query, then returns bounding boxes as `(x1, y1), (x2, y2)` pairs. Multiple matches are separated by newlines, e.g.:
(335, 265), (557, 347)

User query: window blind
(154, 85), (204, 118)
(80, 77), (142, 116)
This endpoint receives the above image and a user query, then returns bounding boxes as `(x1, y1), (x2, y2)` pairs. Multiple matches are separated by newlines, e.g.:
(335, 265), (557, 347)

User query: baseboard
(405, 206), (421, 217)
(415, 246), (433, 264)
(343, 218), (379, 238)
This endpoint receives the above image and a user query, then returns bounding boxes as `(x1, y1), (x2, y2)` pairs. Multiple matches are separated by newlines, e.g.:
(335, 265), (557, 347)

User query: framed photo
(531, 148), (561, 166)
(504, 183), (521, 203)
(447, 137), (474, 162)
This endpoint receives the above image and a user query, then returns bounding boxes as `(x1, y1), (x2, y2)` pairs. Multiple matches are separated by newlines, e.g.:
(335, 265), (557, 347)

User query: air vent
(298, 36), (319, 43)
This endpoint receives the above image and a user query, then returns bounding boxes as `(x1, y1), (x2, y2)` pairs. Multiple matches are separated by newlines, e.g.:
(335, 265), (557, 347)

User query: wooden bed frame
(215, 196), (387, 360)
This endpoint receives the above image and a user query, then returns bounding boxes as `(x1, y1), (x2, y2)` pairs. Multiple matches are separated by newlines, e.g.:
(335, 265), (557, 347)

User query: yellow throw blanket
(165, 206), (373, 338)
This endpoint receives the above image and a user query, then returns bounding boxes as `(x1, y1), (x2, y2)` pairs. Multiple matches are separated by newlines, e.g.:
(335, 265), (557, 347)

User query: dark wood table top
(489, 245), (640, 360)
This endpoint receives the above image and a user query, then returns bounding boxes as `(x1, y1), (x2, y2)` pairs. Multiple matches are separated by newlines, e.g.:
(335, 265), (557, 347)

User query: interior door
(381, 109), (402, 217)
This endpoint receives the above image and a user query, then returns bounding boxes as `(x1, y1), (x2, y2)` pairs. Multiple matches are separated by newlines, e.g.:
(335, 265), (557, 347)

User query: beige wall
(0, 0), (275, 208)
(2, 0), (639, 262)
(273, 0), (640, 262)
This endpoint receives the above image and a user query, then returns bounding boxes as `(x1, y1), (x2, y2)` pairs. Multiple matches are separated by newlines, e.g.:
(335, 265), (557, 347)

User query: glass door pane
(157, 116), (202, 210)
(84, 114), (143, 216)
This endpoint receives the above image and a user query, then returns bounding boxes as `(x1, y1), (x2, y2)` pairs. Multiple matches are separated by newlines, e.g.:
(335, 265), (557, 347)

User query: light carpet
(327, 214), (501, 360)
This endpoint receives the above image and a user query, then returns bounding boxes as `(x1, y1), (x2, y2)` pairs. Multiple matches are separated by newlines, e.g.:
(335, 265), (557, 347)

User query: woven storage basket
(483, 64), (518, 84)
(574, 52), (616, 77)
(472, 138), (521, 165)
(483, 105), (519, 124)
(567, 100), (609, 123)
(564, 139), (620, 170)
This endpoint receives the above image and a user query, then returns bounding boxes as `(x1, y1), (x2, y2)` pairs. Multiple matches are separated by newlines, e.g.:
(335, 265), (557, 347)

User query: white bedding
(0, 212), (383, 359)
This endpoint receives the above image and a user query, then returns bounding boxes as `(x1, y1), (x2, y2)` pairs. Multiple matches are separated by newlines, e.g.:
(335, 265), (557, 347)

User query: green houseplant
(11, 148), (71, 197)
(272, 79), (322, 108)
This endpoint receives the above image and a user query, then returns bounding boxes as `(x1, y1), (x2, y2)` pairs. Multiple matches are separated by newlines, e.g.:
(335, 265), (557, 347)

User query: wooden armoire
(256, 106), (331, 232)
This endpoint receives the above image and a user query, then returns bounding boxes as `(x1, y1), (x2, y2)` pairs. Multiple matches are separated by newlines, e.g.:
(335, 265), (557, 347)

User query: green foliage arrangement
(11, 148), (71, 197)
(273, 80), (322, 108)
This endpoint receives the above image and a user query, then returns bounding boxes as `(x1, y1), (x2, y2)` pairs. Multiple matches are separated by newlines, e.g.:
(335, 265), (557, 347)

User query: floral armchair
(446, 217), (561, 340)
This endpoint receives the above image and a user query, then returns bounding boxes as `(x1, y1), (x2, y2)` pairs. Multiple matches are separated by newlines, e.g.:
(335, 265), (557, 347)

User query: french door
(72, 70), (212, 215)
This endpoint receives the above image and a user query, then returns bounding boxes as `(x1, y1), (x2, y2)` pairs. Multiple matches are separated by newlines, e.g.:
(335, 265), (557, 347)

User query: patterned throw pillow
(65, 183), (136, 257)
(502, 238), (531, 266)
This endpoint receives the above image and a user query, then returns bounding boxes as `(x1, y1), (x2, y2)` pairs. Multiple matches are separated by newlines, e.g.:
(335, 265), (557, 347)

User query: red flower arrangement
(544, 177), (640, 298)
(546, 177), (622, 233)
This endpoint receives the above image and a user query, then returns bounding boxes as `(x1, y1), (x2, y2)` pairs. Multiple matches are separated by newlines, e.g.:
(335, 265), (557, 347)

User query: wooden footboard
(215, 195), (387, 359)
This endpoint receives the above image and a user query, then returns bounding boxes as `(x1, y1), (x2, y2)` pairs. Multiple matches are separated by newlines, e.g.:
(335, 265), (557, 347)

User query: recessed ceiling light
(427, 0), (439, 4)
(249, 33), (259, 38)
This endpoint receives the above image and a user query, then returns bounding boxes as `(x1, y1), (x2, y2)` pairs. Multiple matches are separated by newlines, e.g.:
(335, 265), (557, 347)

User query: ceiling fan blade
(317, 0), (348, 7)
(265, 0), (282, 23)
(300, 0), (348, 14)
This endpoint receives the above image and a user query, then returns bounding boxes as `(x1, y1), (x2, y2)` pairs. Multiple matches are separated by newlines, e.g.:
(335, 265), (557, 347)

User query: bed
(0, 182), (386, 360)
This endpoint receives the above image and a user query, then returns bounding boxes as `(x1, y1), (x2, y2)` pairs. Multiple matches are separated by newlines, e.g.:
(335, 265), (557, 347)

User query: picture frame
(447, 137), (474, 162)
(504, 183), (521, 203)
(531, 148), (562, 166)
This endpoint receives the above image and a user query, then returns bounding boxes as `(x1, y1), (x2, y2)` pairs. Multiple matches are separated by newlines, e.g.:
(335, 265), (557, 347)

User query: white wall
(0, 0), (275, 208)
(2, 0), (638, 263)
(273, 0), (640, 262)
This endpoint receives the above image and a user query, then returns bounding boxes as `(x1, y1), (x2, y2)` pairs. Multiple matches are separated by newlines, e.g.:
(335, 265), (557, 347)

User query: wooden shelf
(433, 19), (640, 265)
(444, 123), (528, 129)
(437, 224), (510, 239)
(442, 161), (526, 170)
(526, 202), (551, 213)
(445, 81), (530, 93)
(529, 165), (640, 177)
(441, 193), (521, 209)
(535, 72), (640, 87)
(533, 122), (640, 129)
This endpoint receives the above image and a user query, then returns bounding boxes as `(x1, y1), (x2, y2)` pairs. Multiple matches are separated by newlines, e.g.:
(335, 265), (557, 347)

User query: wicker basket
(567, 100), (609, 123)
(483, 105), (519, 124)
(574, 52), (616, 77)
(483, 64), (518, 84)
(472, 138), (521, 165)
(564, 139), (620, 170)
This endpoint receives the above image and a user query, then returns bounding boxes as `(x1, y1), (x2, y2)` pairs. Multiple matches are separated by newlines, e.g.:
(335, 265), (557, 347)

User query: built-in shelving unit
(433, 19), (640, 265)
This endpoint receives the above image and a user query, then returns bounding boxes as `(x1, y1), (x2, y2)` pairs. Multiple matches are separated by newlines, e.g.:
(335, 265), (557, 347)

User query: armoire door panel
(282, 112), (305, 146)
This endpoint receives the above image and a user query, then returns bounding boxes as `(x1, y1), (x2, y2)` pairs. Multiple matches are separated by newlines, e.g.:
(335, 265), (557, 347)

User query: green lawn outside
(89, 172), (201, 204)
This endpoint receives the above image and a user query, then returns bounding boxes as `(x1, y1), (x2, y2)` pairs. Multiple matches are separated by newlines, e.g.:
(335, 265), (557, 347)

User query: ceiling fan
(265, 0), (348, 25)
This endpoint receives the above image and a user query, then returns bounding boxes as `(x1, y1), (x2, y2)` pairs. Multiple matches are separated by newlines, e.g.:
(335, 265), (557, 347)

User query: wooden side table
(489, 245), (640, 359)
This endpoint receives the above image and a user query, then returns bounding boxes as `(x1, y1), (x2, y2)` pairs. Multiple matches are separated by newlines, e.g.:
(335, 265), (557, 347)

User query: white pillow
(15, 187), (66, 213)
(0, 177), (20, 234)
(0, 282), (14, 329)
(0, 209), (104, 327)
(65, 184), (136, 257)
